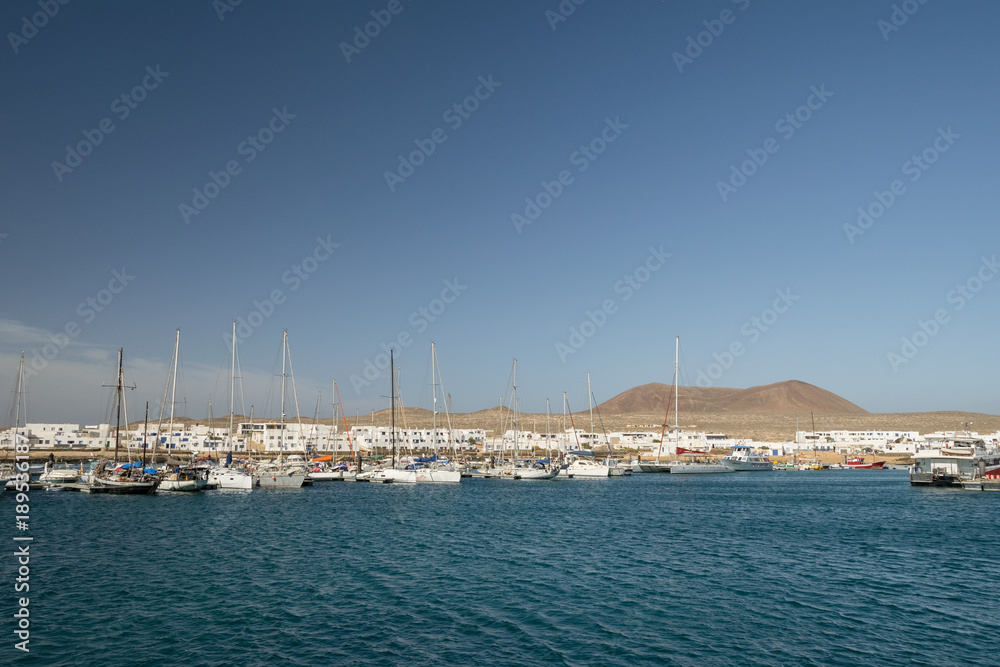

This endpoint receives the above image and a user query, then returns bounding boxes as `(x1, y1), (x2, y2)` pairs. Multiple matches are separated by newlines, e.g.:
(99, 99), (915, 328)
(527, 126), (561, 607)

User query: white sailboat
(495, 359), (558, 480)
(370, 349), (416, 483)
(563, 389), (610, 478)
(667, 336), (733, 475)
(256, 330), (305, 488)
(417, 342), (461, 483)
(209, 321), (254, 489)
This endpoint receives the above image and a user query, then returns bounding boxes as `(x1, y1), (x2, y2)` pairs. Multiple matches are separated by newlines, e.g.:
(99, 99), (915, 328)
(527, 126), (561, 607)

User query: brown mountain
(596, 380), (867, 415)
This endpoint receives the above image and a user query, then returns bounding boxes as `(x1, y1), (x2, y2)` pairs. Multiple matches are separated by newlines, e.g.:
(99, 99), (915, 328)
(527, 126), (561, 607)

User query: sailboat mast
(674, 336), (679, 453)
(142, 401), (148, 466)
(229, 321), (236, 455)
(546, 398), (551, 459)
(432, 342), (437, 458)
(114, 348), (123, 463)
(332, 379), (337, 454)
(13, 352), (24, 446)
(167, 328), (179, 452)
(562, 391), (567, 454)
(248, 405), (254, 463)
(280, 330), (287, 463)
(512, 358), (518, 461)
(588, 372), (594, 446)
(390, 349), (396, 468)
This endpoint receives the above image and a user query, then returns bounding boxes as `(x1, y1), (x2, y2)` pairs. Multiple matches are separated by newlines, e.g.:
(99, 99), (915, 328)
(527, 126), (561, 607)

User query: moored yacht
(565, 453), (612, 478)
(719, 444), (773, 471)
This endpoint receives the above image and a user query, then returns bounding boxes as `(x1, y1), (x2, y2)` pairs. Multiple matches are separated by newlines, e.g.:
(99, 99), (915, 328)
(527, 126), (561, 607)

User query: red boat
(844, 457), (886, 469)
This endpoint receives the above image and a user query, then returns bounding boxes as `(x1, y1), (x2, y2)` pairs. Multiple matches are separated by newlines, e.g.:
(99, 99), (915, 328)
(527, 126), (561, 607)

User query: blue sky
(3, 1), (999, 424)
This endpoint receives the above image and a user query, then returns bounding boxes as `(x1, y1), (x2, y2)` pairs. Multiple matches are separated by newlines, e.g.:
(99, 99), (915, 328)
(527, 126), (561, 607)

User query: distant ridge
(596, 380), (868, 415)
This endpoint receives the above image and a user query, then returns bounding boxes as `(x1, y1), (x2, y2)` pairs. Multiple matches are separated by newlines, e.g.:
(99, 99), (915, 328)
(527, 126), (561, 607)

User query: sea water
(8, 471), (999, 666)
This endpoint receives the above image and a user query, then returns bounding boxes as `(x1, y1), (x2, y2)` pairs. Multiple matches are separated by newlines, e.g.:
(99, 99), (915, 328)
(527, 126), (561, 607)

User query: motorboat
(159, 468), (206, 492)
(565, 453), (611, 478)
(719, 444), (773, 471)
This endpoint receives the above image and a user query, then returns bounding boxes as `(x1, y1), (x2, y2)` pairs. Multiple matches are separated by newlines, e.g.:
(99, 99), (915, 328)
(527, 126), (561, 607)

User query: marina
(11, 470), (1000, 666)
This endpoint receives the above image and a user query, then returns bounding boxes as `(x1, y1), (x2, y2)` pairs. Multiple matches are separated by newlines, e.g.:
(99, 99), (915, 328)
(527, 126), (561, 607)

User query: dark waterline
(11, 471), (999, 666)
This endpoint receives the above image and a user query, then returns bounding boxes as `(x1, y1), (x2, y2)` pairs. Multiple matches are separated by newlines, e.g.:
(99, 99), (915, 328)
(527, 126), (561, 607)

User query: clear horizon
(3, 1), (999, 424)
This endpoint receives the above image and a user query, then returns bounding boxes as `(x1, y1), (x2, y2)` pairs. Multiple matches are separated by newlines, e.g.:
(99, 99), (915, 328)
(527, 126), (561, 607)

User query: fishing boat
(720, 443), (773, 471)
(909, 437), (1000, 487)
(843, 456), (886, 469)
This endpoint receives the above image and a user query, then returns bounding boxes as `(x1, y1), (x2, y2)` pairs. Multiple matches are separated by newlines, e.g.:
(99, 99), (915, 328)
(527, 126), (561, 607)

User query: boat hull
(209, 469), (254, 489)
(635, 462), (672, 473)
(256, 472), (305, 488)
(159, 479), (204, 492)
(720, 461), (774, 472)
(669, 463), (734, 474)
(90, 478), (159, 494)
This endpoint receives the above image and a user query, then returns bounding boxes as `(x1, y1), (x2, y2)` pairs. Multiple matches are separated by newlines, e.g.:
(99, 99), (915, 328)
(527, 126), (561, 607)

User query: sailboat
(410, 342), (461, 482)
(667, 336), (733, 474)
(370, 350), (412, 483)
(88, 349), (160, 494)
(255, 330), (306, 487)
(307, 379), (358, 481)
(156, 330), (206, 492)
(495, 359), (559, 480)
(209, 321), (254, 489)
(565, 373), (614, 478)
(2, 353), (45, 491)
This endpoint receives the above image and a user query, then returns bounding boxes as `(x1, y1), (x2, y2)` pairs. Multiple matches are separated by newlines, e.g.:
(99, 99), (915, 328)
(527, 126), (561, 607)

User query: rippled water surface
(10, 471), (1000, 665)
